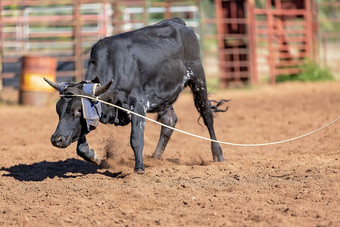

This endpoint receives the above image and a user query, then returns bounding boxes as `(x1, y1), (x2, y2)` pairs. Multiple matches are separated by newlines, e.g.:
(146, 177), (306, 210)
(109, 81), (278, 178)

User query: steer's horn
(94, 80), (113, 96)
(43, 77), (60, 91)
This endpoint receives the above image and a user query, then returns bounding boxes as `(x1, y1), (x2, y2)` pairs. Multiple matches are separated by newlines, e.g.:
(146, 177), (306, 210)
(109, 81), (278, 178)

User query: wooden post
(247, 0), (258, 84)
(73, 0), (83, 82)
(305, 0), (313, 60)
(311, 0), (319, 63)
(196, 0), (204, 57)
(143, 0), (149, 26)
(102, 0), (108, 37)
(165, 0), (171, 19)
(112, 1), (120, 34)
(266, 0), (276, 84)
(215, 0), (227, 87)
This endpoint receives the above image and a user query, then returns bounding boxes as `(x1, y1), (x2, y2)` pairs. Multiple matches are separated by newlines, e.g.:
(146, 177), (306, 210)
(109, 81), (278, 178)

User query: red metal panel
(215, 0), (252, 86)
(253, 0), (313, 83)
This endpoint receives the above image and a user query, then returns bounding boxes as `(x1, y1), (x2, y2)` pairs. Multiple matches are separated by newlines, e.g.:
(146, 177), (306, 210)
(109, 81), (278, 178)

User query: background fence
(0, 0), (204, 87)
(0, 0), (339, 89)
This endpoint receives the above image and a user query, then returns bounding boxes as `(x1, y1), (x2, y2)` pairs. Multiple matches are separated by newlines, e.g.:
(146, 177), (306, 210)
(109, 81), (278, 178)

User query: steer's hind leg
(188, 63), (225, 162)
(152, 106), (177, 159)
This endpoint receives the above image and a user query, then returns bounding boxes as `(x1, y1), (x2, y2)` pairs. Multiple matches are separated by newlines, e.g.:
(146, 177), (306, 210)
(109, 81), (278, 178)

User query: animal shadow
(1, 158), (124, 182)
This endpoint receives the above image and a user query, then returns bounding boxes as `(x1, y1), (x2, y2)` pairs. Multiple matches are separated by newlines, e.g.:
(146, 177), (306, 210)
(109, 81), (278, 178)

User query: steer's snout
(51, 134), (69, 148)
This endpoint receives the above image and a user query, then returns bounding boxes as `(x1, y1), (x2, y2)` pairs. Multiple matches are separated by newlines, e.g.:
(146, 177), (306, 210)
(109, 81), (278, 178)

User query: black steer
(45, 18), (226, 173)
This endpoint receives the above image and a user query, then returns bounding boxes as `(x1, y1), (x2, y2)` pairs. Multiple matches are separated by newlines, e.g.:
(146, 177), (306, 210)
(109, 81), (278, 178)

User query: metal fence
(1, 0), (339, 88)
(213, 0), (317, 85)
(0, 0), (201, 87)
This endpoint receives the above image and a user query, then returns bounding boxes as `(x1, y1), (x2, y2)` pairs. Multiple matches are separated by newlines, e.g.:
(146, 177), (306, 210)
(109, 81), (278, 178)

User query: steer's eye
(74, 108), (82, 118)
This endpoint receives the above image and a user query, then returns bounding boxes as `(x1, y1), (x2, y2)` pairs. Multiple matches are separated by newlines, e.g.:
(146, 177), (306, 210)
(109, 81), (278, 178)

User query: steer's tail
(209, 99), (230, 113)
(197, 99), (229, 126)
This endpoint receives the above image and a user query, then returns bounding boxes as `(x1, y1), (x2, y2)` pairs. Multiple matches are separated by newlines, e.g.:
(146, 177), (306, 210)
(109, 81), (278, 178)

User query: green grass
(276, 59), (334, 83)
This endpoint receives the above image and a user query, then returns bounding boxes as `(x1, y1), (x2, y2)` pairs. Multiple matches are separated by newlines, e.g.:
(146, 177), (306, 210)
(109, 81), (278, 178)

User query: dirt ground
(1, 82), (340, 226)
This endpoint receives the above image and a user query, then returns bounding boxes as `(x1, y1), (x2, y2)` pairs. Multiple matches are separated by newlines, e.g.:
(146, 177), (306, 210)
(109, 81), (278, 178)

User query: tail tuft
(209, 99), (230, 113)
(197, 99), (230, 127)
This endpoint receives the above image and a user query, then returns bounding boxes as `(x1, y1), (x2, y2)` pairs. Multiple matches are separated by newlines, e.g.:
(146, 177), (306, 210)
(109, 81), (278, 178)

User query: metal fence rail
(1, 0), (338, 88)
(0, 0), (200, 87)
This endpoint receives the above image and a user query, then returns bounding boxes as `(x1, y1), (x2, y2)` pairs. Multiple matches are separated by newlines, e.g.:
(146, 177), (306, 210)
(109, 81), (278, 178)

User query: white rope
(61, 94), (340, 147)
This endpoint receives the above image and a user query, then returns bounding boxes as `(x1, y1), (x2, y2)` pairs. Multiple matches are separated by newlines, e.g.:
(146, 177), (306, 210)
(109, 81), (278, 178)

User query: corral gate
(253, 0), (316, 84)
(215, 0), (316, 85)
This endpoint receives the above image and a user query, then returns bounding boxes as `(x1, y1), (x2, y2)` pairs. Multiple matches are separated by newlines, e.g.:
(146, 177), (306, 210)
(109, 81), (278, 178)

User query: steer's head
(44, 78), (113, 148)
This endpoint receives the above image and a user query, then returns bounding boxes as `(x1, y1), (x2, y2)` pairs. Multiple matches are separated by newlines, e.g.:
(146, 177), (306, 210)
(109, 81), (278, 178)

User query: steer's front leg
(130, 104), (146, 174)
(77, 136), (101, 165)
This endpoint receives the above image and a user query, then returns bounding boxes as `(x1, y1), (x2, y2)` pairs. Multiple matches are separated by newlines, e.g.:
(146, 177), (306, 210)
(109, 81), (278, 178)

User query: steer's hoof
(151, 152), (162, 159)
(90, 154), (101, 166)
(213, 155), (225, 162)
(134, 168), (145, 174)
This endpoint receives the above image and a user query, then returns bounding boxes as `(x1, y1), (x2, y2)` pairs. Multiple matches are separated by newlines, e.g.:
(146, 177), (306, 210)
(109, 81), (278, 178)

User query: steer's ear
(94, 80), (113, 96)
(44, 77), (60, 91)
(91, 76), (100, 84)
(100, 90), (119, 104)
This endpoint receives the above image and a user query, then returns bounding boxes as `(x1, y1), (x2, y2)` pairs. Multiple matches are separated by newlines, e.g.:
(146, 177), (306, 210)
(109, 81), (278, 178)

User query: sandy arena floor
(0, 82), (340, 226)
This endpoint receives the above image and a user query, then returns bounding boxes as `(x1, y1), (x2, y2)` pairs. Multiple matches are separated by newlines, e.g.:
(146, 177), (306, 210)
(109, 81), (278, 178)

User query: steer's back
(124, 17), (200, 63)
